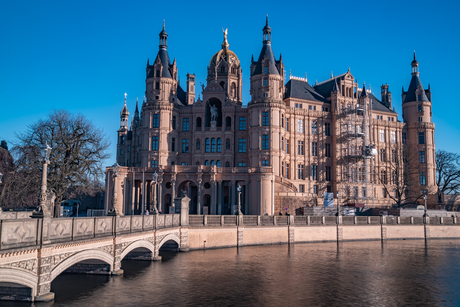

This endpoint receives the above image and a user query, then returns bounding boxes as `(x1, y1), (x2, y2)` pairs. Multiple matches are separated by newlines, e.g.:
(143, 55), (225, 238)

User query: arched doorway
(177, 180), (198, 214)
(203, 194), (211, 215)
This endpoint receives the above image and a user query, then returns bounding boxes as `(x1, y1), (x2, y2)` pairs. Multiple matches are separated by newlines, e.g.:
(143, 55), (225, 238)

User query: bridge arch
(51, 249), (113, 281)
(158, 233), (181, 250)
(120, 240), (155, 260)
(0, 267), (38, 297)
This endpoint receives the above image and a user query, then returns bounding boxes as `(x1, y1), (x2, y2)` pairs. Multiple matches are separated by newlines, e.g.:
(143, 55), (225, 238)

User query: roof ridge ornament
(222, 28), (229, 49)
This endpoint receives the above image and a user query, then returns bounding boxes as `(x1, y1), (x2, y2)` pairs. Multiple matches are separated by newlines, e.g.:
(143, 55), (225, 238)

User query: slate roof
(252, 44), (279, 76)
(156, 49), (172, 78)
(177, 84), (186, 105)
(314, 73), (347, 98)
(285, 79), (327, 103)
(403, 74), (429, 103)
(368, 93), (396, 113)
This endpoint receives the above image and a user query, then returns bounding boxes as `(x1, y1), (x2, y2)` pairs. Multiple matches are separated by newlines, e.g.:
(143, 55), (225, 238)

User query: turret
(120, 93), (129, 130)
(186, 73), (196, 105)
(380, 83), (392, 109)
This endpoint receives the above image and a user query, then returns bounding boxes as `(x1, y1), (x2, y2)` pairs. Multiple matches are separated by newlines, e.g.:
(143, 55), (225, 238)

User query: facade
(106, 19), (436, 216)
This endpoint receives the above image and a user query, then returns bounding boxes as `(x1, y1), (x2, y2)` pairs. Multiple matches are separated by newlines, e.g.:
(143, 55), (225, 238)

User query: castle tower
(402, 52), (436, 199)
(117, 93), (129, 166)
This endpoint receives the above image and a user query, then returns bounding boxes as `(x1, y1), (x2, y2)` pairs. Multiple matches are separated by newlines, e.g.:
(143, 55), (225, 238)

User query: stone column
(158, 180), (163, 213)
(34, 249), (54, 301)
(197, 179), (202, 215)
(231, 179), (236, 214)
(211, 180), (217, 215)
(217, 180), (222, 215)
(244, 184), (249, 214)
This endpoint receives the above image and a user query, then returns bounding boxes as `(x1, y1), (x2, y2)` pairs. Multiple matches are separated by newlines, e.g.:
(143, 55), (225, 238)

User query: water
(5, 240), (460, 307)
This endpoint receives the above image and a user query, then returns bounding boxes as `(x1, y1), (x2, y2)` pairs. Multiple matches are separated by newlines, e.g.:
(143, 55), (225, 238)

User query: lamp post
(151, 172), (158, 215)
(336, 192), (341, 216)
(0, 172), (3, 184)
(33, 142), (52, 217)
(108, 163), (120, 216)
(424, 194), (428, 217)
(237, 185), (242, 215)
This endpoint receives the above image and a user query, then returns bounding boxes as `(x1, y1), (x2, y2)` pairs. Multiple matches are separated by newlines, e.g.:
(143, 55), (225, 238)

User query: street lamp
(108, 163), (120, 216)
(336, 192), (341, 216)
(424, 194), (428, 218)
(34, 142), (52, 217)
(151, 171), (159, 215)
(0, 172), (3, 184)
(237, 185), (242, 215)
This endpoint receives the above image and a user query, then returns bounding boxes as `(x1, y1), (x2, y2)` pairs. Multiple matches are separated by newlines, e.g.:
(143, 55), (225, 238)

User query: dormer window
(156, 70), (160, 77)
(263, 79), (268, 86)
(418, 105), (422, 112)
(220, 66), (225, 73)
(264, 66), (268, 74)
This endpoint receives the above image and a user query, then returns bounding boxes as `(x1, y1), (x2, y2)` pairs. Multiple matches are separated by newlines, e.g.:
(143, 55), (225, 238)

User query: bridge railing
(0, 214), (182, 251)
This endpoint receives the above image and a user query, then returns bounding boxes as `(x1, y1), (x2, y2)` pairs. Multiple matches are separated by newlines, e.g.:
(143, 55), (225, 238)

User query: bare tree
(7, 110), (110, 216)
(436, 150), (460, 195)
(379, 144), (422, 207)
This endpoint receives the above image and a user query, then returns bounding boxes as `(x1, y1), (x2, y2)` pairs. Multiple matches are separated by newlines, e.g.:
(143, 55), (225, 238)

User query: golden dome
(209, 28), (240, 67)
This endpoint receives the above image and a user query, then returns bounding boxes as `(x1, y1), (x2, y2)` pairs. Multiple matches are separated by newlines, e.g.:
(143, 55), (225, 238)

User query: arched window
(217, 160), (221, 167)
(220, 81), (225, 90)
(220, 66), (225, 73)
(211, 138), (216, 152)
(217, 138), (222, 152)
(226, 138), (230, 150)
(196, 161), (200, 165)
(196, 139), (200, 150)
(205, 138), (210, 153)
(225, 161), (230, 167)
(205, 160), (210, 166)
(226, 116), (231, 129)
(196, 117), (202, 130)
(211, 160), (215, 166)
(231, 83), (236, 98)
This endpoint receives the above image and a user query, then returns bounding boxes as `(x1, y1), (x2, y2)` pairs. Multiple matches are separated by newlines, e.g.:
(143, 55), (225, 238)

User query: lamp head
(152, 171), (158, 183)
(40, 142), (52, 162)
(0, 172), (3, 183)
(112, 163), (120, 176)
(237, 185), (242, 192)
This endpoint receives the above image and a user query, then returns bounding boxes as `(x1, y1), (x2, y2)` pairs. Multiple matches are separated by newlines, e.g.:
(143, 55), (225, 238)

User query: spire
(332, 78), (339, 92)
(263, 15), (272, 44)
(120, 93), (129, 117)
(159, 20), (168, 50)
(360, 82), (368, 98)
(135, 98), (139, 113)
(221, 28), (229, 49)
(411, 50), (419, 75)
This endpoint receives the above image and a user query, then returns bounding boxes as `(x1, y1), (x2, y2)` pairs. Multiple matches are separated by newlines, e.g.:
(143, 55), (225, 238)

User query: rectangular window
(313, 185), (318, 194)
(238, 139), (247, 153)
(380, 149), (385, 162)
(285, 139), (289, 154)
(152, 136), (159, 150)
(155, 82), (160, 90)
(263, 79), (268, 86)
(286, 118), (289, 131)
(379, 130), (385, 142)
(299, 185), (304, 193)
(420, 172), (426, 185)
(217, 138), (222, 152)
(297, 141), (304, 155)
(182, 118), (190, 131)
(263, 66), (268, 74)
(171, 137), (175, 152)
(262, 160), (269, 166)
(152, 114), (159, 128)
(238, 162), (247, 167)
(419, 132), (425, 144)
(297, 119), (304, 133)
(325, 143), (331, 157)
(420, 151), (425, 163)
(418, 105), (422, 112)
(402, 132), (407, 144)
(262, 112), (269, 126)
(312, 142), (317, 156)
(325, 166), (331, 181)
(286, 163), (290, 179)
(297, 164), (304, 179)
(392, 150), (396, 163)
(262, 135), (269, 150)
(172, 116), (176, 130)
(418, 117), (423, 122)
(151, 160), (158, 167)
(390, 131), (396, 143)
(311, 121), (317, 134)
(239, 117), (247, 131)
(311, 165), (317, 180)
(182, 139), (189, 153)
(325, 123), (331, 136)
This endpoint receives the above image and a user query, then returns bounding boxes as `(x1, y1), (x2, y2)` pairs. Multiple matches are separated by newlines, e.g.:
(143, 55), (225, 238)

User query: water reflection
(3, 240), (460, 306)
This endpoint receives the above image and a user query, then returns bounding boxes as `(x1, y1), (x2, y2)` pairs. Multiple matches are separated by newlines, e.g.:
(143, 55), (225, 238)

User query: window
(379, 130), (385, 142)
(262, 160), (269, 166)
(205, 160), (209, 166)
(151, 136), (159, 150)
(419, 132), (425, 144)
(418, 105), (422, 112)
(226, 117), (231, 128)
(380, 149), (385, 162)
(419, 117), (423, 122)
(391, 150), (396, 163)
(238, 139), (246, 152)
(263, 66), (268, 74)
(205, 138), (210, 153)
(312, 142), (317, 156)
(127, 145), (130, 152)
(297, 119), (304, 133)
(420, 172), (426, 185)
(211, 160), (215, 166)
(262, 112), (269, 126)
(226, 138), (230, 150)
(120, 136), (124, 144)
(172, 116), (176, 130)
(153, 114), (159, 128)
(420, 151), (425, 163)
(392, 171), (397, 184)
(182, 118), (190, 131)
(238, 162), (246, 167)
(181, 162), (189, 166)
(286, 118), (289, 131)
(211, 138), (216, 152)
(380, 170), (387, 184)
(151, 160), (158, 167)
(299, 185), (304, 193)
(281, 162), (284, 176)
(297, 164), (304, 179)
(120, 148), (123, 155)
(402, 132), (407, 144)
(196, 139), (200, 150)
(325, 143), (331, 157)
(322, 107), (328, 112)
(155, 82), (160, 89)
(382, 188), (387, 198)
(263, 79), (268, 86)
(362, 187), (367, 197)
(311, 165), (317, 180)
(313, 185), (318, 194)
(239, 117), (246, 130)
(216, 160), (221, 167)
(182, 139), (189, 153)
(262, 135), (269, 150)
(171, 137), (175, 152)
(156, 70), (160, 77)
(196, 117), (202, 130)
(325, 166), (331, 181)
(297, 141), (304, 155)
(390, 131), (396, 143)
(217, 138), (222, 152)
(285, 139), (289, 154)
(286, 163), (290, 179)
(325, 123), (331, 136)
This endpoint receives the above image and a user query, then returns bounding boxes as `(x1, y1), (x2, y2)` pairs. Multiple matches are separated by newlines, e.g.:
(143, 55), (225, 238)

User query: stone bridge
(2, 213), (460, 302)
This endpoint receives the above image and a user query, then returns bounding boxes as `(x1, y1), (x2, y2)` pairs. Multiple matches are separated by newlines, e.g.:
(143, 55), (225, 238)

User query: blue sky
(2, 0), (459, 166)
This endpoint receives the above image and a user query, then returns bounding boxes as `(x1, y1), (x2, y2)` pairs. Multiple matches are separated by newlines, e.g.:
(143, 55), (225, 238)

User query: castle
(106, 18), (436, 215)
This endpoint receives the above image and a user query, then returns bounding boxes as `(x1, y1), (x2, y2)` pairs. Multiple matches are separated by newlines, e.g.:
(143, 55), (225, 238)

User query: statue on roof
(222, 28), (228, 43)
